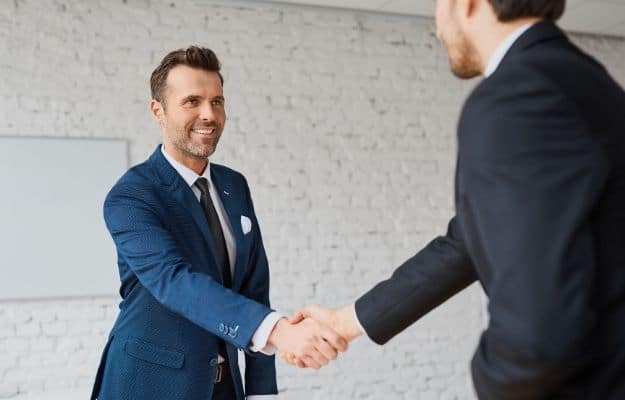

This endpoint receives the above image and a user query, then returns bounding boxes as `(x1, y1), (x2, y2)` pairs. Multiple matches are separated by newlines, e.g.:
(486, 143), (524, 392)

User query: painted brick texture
(1, 1), (624, 399)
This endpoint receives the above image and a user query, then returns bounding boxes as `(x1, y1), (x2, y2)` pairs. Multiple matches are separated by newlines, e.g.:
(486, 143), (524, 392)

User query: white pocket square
(241, 215), (252, 235)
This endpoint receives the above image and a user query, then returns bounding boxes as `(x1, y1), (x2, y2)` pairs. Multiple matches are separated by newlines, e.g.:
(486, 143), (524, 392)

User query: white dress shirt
(483, 23), (535, 78)
(162, 145), (280, 400)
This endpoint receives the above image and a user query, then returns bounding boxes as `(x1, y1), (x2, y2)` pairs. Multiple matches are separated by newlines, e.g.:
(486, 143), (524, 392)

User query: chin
(449, 56), (481, 79)
(190, 139), (218, 156)
(451, 66), (481, 79)
(184, 145), (214, 159)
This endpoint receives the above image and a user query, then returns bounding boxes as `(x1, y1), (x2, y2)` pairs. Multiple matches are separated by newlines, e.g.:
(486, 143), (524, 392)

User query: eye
(182, 97), (200, 107)
(212, 98), (224, 107)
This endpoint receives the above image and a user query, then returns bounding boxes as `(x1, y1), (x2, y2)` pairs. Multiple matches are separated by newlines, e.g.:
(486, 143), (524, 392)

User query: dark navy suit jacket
(91, 145), (277, 400)
(356, 22), (625, 399)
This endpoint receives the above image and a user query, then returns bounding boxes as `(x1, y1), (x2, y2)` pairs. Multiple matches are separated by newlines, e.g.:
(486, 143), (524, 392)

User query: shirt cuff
(249, 312), (284, 355)
(353, 305), (374, 343)
(247, 396), (278, 400)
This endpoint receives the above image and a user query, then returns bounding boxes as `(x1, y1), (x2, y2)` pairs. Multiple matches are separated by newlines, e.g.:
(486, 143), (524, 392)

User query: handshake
(266, 304), (363, 369)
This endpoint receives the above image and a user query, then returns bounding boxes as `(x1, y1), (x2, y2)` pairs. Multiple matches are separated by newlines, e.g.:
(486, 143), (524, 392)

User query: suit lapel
(148, 146), (222, 283)
(210, 167), (247, 292)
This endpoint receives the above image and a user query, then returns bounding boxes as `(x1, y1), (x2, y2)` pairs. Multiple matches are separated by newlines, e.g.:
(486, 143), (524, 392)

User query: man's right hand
(267, 317), (348, 369)
(289, 304), (363, 343)
(279, 304), (363, 368)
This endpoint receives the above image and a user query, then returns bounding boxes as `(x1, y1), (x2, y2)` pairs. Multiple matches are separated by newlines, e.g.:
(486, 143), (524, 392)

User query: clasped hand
(267, 304), (363, 369)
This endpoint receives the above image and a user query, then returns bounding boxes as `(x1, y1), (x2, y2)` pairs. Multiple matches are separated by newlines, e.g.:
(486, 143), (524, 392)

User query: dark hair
(150, 46), (224, 104)
(488, 0), (565, 22)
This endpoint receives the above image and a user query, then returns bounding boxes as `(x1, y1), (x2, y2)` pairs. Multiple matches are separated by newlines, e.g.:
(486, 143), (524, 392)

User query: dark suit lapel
(148, 146), (222, 281)
(210, 167), (247, 292)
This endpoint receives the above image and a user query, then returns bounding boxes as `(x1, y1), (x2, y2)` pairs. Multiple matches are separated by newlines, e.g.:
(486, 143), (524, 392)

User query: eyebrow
(180, 95), (225, 104)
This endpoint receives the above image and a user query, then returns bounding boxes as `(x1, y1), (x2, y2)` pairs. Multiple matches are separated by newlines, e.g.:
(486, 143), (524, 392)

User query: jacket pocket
(123, 337), (184, 369)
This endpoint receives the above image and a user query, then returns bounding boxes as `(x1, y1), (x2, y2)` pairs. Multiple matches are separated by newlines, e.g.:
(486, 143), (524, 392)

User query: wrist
(337, 304), (363, 342)
(267, 318), (289, 349)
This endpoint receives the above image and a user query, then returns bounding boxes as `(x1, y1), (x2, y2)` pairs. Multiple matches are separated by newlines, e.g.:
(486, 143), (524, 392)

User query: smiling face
(151, 64), (226, 172)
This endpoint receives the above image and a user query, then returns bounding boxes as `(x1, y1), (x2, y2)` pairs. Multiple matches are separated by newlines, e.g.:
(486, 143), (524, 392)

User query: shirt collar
(161, 144), (211, 187)
(484, 23), (535, 78)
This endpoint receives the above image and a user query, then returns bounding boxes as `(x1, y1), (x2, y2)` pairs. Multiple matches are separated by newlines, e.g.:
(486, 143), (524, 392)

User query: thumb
(288, 306), (314, 324)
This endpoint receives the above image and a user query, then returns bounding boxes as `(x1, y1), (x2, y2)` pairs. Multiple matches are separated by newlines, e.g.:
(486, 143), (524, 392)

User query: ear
(456, 0), (479, 23)
(150, 99), (165, 127)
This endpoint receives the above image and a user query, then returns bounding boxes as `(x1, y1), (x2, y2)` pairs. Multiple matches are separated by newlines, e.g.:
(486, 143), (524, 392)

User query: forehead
(165, 65), (223, 97)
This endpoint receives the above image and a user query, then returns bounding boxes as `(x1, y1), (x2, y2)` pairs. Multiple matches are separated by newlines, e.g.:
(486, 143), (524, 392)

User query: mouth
(191, 127), (218, 136)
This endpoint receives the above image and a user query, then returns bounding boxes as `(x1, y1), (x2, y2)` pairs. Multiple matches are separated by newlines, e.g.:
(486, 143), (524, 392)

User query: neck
(476, 17), (542, 74)
(162, 143), (208, 175)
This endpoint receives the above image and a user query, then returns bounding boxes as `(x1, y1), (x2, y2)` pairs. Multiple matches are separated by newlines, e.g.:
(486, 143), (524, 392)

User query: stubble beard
(170, 123), (221, 160)
(446, 32), (482, 79)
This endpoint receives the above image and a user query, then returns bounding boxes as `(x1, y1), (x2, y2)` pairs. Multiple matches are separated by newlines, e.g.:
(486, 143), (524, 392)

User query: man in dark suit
(91, 46), (347, 400)
(285, 0), (625, 398)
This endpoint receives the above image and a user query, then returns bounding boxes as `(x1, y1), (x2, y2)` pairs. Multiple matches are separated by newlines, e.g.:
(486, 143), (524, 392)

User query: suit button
(209, 358), (219, 366)
(228, 325), (239, 338)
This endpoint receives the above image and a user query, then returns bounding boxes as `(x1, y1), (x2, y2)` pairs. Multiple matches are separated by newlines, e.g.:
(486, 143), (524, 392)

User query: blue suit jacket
(91, 145), (277, 400)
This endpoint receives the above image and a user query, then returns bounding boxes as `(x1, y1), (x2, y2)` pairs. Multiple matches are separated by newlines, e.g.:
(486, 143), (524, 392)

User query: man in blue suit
(91, 46), (347, 400)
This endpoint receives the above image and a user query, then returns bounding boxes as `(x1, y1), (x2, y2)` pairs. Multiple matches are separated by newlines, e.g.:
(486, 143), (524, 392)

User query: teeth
(193, 128), (215, 135)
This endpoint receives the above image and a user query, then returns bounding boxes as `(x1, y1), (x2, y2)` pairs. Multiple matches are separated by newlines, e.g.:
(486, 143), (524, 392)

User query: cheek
(173, 111), (195, 130)
(215, 108), (227, 126)
(435, 2), (447, 32)
(435, 15), (450, 42)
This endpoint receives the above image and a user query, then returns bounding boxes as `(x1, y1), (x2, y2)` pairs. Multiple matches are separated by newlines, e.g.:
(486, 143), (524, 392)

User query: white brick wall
(1, 1), (624, 399)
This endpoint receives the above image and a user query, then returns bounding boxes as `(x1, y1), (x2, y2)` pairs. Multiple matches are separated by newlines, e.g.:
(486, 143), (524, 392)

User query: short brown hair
(150, 46), (224, 104)
(488, 0), (565, 22)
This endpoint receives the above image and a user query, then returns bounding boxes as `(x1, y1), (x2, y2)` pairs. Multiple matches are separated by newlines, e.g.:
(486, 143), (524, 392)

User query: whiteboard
(0, 137), (128, 300)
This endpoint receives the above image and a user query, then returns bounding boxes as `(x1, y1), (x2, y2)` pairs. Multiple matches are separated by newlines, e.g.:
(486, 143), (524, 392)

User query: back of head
(488, 0), (566, 22)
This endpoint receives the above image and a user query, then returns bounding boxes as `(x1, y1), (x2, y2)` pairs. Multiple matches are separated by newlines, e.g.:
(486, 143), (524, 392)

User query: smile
(192, 128), (216, 135)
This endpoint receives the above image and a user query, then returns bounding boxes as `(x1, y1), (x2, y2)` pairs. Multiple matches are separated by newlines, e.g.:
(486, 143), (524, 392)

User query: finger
(314, 337), (339, 361)
(304, 305), (322, 321)
(301, 355), (322, 369)
(286, 358), (298, 366)
(279, 351), (294, 364)
(319, 326), (349, 352)
(288, 353), (300, 366)
(308, 345), (331, 368)
(291, 306), (317, 323)
(287, 310), (306, 324)
(295, 357), (306, 368)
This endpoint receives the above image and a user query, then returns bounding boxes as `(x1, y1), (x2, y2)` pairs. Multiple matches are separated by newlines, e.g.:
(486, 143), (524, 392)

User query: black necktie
(195, 177), (232, 367)
(195, 177), (232, 289)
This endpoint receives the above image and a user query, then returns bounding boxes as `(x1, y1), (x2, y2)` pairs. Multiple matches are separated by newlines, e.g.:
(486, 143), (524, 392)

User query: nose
(199, 101), (216, 121)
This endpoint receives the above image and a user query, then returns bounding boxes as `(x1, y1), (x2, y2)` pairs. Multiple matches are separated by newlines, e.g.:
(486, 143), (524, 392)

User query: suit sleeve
(103, 186), (273, 350)
(466, 70), (610, 399)
(238, 178), (278, 396)
(355, 216), (477, 344)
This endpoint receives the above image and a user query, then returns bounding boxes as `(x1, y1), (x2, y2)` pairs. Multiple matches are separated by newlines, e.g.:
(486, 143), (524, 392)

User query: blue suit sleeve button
(228, 325), (239, 338)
